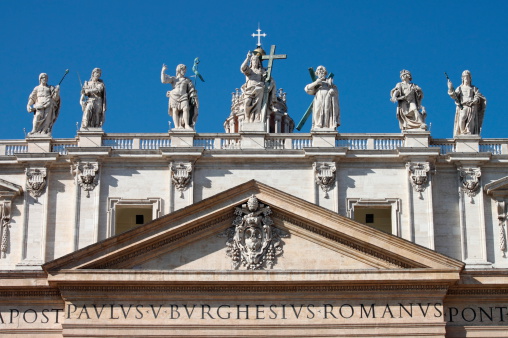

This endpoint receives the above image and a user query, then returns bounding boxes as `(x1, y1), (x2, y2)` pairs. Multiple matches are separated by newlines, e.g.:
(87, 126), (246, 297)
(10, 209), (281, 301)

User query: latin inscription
(0, 303), (506, 326)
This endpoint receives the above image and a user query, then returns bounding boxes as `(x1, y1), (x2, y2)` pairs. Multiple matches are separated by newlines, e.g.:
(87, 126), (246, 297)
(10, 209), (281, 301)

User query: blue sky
(1, 1), (507, 140)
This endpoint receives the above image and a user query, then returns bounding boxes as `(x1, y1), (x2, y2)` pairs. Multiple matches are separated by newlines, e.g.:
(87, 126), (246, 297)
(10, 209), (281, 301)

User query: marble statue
(80, 68), (107, 129)
(304, 66), (340, 130)
(26, 73), (61, 135)
(448, 70), (486, 137)
(161, 64), (199, 130)
(390, 70), (427, 131)
(240, 50), (276, 123)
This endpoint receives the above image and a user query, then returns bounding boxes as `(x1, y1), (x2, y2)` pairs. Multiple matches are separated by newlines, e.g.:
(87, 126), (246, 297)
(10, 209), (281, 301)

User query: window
(347, 198), (401, 236)
(107, 198), (162, 236)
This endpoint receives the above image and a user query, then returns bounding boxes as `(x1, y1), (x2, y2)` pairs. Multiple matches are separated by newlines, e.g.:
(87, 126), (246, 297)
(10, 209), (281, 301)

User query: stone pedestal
(239, 132), (266, 149)
(26, 135), (52, 153)
(403, 130), (430, 148)
(455, 135), (480, 152)
(170, 130), (196, 148)
(77, 129), (104, 147)
(311, 130), (337, 148)
(241, 121), (265, 132)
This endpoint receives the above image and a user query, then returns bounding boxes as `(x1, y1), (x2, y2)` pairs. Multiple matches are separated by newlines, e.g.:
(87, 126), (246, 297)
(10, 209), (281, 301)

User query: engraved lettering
(236, 305), (248, 320)
(324, 304), (337, 319)
(170, 305), (180, 319)
(339, 304), (354, 319)
(93, 304), (106, 319)
(448, 307), (459, 322)
(382, 304), (394, 318)
(399, 303), (413, 318)
(110, 304), (119, 319)
(307, 304), (315, 319)
(290, 304), (303, 319)
(217, 305), (231, 319)
(479, 307), (493, 322)
(360, 304), (376, 318)
(23, 309), (37, 323)
(495, 306), (507, 321)
(150, 305), (163, 319)
(433, 303), (443, 318)
(418, 303), (430, 317)
(78, 305), (91, 319)
(51, 309), (63, 323)
(269, 304), (277, 319)
(135, 305), (143, 319)
(462, 307), (476, 322)
(183, 304), (196, 318)
(120, 305), (133, 319)
(41, 309), (49, 324)
(202, 304), (214, 319)
(66, 305), (76, 319)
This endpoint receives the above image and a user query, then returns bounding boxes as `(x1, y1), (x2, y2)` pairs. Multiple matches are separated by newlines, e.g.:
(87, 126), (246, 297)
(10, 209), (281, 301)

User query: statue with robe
(26, 73), (61, 136)
(304, 65), (340, 130)
(390, 70), (427, 131)
(161, 64), (199, 130)
(80, 68), (107, 129)
(448, 70), (486, 137)
(240, 50), (276, 123)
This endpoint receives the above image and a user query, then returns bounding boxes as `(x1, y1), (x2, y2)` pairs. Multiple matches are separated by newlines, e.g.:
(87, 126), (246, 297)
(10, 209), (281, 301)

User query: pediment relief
(43, 180), (463, 274)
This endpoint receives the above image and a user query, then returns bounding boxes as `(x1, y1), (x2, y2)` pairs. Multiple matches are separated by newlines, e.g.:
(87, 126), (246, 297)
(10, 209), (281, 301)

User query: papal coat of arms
(220, 195), (288, 270)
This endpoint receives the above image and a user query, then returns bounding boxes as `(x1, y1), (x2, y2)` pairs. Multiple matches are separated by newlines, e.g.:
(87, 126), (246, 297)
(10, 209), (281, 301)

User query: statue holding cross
(239, 45), (287, 124)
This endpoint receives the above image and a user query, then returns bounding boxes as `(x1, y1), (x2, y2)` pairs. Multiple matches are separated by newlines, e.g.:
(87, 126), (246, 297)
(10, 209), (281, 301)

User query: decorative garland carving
(313, 162), (336, 198)
(458, 167), (481, 199)
(72, 161), (99, 198)
(171, 162), (193, 198)
(25, 168), (47, 198)
(219, 195), (288, 270)
(406, 162), (430, 196)
(1, 202), (11, 258)
(498, 201), (507, 257)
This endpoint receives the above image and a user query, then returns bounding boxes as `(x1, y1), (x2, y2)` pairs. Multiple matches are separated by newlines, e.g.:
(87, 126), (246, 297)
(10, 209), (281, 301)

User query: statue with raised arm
(161, 63), (199, 130)
(390, 70), (427, 131)
(240, 50), (276, 123)
(80, 68), (106, 129)
(447, 70), (486, 137)
(26, 73), (61, 136)
(304, 65), (340, 130)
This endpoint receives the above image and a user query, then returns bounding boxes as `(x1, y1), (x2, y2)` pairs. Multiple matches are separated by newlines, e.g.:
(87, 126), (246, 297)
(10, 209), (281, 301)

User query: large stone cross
(260, 45), (287, 122)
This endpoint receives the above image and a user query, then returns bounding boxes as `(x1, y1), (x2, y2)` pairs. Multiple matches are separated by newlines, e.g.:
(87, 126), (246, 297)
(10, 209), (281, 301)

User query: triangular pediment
(0, 178), (22, 199)
(485, 175), (508, 198)
(43, 180), (463, 282)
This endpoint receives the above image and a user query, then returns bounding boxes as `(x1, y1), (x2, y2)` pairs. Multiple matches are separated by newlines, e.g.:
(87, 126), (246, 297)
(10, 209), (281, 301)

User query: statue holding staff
(304, 65), (340, 130)
(161, 63), (199, 130)
(80, 68), (107, 129)
(26, 72), (64, 136)
(447, 70), (486, 137)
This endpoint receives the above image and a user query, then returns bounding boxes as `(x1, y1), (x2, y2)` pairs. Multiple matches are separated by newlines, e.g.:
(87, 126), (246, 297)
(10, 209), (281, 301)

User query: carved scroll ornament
(72, 162), (99, 198)
(25, 168), (47, 198)
(407, 162), (430, 194)
(221, 195), (288, 270)
(314, 162), (336, 198)
(459, 167), (481, 199)
(171, 162), (193, 198)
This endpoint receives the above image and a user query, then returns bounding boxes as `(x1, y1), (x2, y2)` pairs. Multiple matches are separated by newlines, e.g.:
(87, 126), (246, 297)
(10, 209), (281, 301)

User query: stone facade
(0, 130), (508, 336)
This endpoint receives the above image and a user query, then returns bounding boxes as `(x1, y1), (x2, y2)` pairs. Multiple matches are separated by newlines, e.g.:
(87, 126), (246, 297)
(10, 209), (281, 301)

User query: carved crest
(72, 162), (99, 198)
(406, 162), (430, 193)
(25, 168), (47, 198)
(171, 162), (193, 198)
(459, 167), (481, 198)
(313, 162), (336, 198)
(221, 195), (288, 270)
